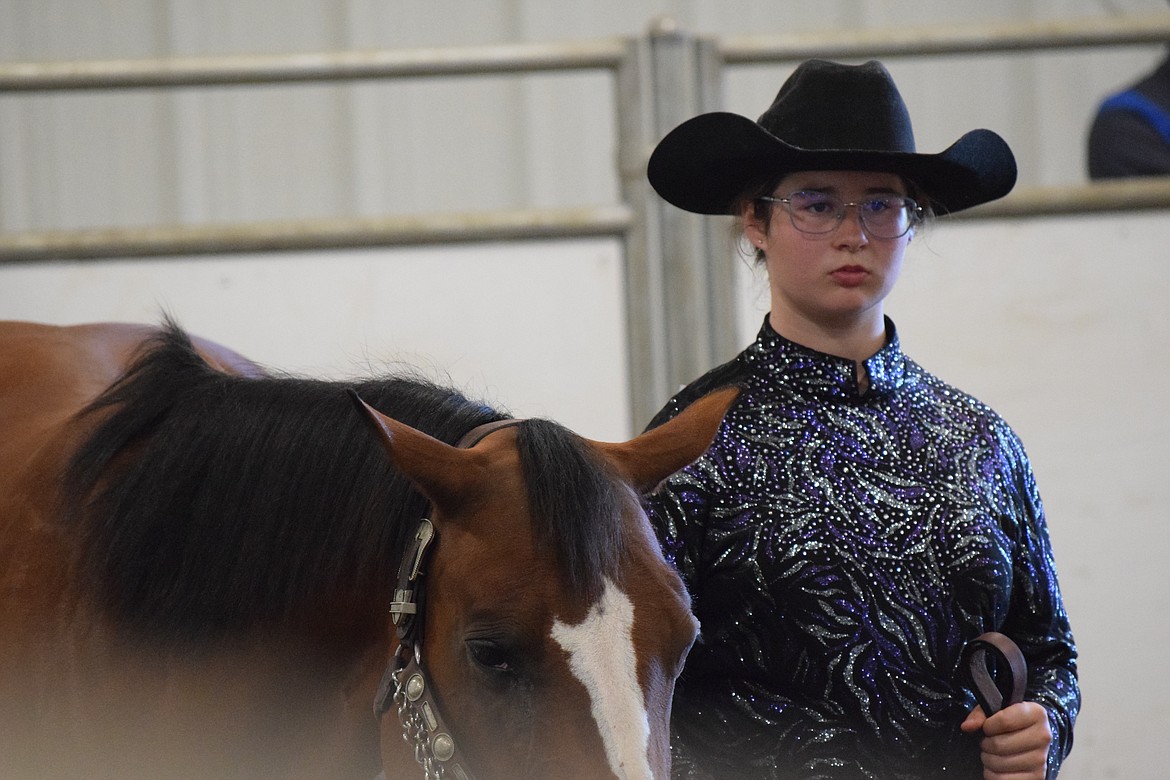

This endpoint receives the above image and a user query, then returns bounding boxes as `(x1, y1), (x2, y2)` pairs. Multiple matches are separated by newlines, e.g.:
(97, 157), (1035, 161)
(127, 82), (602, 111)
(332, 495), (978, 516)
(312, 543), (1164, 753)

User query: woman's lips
(830, 265), (869, 287)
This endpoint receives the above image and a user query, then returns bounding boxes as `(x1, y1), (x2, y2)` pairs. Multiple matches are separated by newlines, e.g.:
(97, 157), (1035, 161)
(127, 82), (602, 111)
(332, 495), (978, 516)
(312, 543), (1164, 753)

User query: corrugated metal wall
(1, 0), (1164, 235)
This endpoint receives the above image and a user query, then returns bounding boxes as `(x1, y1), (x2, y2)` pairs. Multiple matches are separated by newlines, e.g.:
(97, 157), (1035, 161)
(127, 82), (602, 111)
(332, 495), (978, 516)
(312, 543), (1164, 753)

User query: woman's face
(743, 170), (914, 339)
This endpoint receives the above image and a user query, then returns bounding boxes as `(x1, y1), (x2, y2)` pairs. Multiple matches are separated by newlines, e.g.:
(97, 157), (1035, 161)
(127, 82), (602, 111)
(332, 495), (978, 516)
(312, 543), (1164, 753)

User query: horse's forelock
(515, 420), (626, 602)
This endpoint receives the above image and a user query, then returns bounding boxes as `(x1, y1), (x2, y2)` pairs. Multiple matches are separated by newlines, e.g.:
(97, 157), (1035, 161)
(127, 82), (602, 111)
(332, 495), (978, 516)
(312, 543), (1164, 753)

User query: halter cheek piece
(374, 418), (524, 780)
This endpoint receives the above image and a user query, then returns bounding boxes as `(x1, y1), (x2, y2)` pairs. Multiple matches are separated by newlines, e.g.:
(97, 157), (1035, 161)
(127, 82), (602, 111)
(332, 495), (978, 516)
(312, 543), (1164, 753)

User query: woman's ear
(741, 201), (768, 249)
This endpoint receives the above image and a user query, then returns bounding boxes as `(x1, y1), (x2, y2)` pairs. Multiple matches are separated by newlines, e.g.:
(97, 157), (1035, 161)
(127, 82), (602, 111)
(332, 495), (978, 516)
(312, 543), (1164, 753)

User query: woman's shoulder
(643, 355), (750, 432)
(906, 359), (1026, 447)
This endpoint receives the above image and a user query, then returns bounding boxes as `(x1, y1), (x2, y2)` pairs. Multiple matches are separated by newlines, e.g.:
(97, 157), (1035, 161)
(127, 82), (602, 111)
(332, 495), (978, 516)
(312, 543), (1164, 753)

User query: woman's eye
(467, 639), (513, 673)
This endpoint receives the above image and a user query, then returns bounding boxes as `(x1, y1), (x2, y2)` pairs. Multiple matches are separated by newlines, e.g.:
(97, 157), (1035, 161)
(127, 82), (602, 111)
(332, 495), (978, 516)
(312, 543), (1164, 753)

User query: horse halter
(374, 418), (525, 780)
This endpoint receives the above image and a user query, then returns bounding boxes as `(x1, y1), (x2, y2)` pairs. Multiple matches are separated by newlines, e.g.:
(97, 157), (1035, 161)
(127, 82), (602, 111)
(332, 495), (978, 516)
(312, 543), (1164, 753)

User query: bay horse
(0, 319), (738, 780)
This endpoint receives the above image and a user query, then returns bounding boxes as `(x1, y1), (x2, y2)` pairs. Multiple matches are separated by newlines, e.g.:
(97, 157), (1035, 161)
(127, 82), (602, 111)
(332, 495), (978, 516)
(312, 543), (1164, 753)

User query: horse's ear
(591, 385), (739, 494)
(348, 390), (471, 509)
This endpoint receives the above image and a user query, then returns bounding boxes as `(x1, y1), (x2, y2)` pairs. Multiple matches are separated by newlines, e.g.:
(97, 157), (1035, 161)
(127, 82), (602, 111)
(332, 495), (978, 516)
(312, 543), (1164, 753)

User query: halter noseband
(374, 418), (524, 780)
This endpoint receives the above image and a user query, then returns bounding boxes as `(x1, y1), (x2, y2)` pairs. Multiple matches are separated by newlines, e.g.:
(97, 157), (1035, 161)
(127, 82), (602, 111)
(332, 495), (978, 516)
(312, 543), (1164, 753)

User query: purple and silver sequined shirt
(645, 317), (1079, 780)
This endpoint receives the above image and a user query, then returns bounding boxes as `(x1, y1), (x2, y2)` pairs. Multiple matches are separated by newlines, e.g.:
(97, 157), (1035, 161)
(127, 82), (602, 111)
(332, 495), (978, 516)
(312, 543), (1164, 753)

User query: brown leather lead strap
(962, 631), (1028, 715)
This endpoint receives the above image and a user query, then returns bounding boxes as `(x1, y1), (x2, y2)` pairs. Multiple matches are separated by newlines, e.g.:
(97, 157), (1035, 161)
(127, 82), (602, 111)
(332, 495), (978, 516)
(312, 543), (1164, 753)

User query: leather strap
(962, 631), (1027, 715)
(388, 520), (436, 646)
(455, 418), (523, 449)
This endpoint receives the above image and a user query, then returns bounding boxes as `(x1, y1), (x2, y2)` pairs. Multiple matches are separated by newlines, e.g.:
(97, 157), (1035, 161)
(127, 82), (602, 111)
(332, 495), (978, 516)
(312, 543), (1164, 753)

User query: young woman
(644, 59), (1079, 779)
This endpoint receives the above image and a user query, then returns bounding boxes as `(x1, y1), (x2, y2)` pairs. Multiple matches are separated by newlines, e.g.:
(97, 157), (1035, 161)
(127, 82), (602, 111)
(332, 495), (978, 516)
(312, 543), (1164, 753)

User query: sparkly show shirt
(645, 317), (1079, 779)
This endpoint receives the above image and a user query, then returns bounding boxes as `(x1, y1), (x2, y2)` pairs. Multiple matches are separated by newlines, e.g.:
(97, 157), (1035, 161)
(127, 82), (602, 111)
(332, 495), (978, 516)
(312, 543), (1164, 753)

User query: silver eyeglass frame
(758, 192), (924, 239)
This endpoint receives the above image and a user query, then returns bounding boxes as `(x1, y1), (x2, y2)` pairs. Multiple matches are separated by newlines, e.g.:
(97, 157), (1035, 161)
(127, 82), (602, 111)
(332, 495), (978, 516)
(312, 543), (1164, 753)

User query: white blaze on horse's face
(551, 576), (654, 780)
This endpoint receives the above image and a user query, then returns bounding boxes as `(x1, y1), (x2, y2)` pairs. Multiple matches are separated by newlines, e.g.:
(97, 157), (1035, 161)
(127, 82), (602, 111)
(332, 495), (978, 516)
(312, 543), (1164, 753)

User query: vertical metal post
(616, 35), (671, 432)
(617, 18), (739, 431)
(649, 20), (711, 402)
(694, 36), (743, 369)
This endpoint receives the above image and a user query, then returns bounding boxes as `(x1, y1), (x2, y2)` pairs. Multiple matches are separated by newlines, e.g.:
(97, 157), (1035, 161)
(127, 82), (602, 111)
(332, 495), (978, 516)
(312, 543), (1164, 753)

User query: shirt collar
(743, 316), (907, 400)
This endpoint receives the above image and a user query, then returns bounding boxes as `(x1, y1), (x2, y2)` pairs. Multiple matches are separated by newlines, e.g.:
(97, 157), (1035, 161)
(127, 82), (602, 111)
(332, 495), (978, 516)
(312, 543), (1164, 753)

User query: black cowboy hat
(647, 59), (1017, 216)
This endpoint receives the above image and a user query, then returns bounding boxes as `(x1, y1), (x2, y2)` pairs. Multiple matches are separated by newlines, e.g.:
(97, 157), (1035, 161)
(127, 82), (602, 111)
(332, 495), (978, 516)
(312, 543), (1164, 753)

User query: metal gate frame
(3, 12), (1169, 428)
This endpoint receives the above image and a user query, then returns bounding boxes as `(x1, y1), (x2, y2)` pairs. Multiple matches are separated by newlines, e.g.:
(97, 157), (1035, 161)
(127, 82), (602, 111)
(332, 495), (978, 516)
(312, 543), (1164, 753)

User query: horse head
(354, 387), (738, 780)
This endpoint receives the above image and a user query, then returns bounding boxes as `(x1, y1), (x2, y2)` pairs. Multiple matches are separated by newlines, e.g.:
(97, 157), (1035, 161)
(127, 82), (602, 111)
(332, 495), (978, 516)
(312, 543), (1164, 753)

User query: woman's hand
(960, 702), (1052, 779)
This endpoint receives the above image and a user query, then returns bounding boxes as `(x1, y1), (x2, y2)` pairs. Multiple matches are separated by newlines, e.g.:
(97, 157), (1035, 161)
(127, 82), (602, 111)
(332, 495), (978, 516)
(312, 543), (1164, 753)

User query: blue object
(1099, 88), (1170, 147)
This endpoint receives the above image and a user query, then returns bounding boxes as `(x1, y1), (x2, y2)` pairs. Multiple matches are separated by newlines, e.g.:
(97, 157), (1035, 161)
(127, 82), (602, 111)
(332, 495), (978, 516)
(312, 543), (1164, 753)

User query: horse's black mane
(63, 323), (623, 643)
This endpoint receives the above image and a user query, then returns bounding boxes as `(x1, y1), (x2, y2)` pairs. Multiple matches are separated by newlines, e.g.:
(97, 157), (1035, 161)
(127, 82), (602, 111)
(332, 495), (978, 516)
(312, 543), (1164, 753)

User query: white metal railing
(0, 205), (633, 264)
(960, 177), (1170, 219)
(718, 13), (1170, 62)
(4, 15), (1165, 92)
(0, 39), (628, 91)
(2, 180), (1166, 263)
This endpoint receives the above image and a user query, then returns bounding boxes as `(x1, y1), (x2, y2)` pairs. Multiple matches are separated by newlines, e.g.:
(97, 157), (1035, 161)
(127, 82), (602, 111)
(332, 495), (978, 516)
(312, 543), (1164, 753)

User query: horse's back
(0, 322), (156, 774)
(0, 320), (260, 430)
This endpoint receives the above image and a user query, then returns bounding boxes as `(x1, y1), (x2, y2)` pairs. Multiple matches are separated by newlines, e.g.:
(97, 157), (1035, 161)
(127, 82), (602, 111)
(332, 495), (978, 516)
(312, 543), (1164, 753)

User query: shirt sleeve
(645, 455), (714, 598)
(997, 429), (1081, 776)
(641, 356), (748, 591)
(1088, 108), (1170, 178)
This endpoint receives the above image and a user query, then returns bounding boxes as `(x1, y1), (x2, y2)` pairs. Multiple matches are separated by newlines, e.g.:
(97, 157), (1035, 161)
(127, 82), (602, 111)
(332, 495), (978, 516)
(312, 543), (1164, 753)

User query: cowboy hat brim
(647, 112), (1017, 216)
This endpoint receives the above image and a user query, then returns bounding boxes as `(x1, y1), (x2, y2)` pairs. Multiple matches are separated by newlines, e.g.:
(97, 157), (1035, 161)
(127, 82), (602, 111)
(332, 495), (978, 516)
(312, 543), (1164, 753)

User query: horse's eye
(467, 639), (513, 674)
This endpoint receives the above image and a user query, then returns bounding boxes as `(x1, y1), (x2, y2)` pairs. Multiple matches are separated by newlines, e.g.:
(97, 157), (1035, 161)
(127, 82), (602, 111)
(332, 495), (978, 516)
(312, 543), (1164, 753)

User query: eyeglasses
(759, 190), (923, 239)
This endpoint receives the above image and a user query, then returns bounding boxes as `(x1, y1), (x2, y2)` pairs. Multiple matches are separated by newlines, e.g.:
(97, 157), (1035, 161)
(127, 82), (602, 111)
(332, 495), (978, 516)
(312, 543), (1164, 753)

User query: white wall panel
(895, 213), (1170, 780)
(0, 239), (631, 441)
